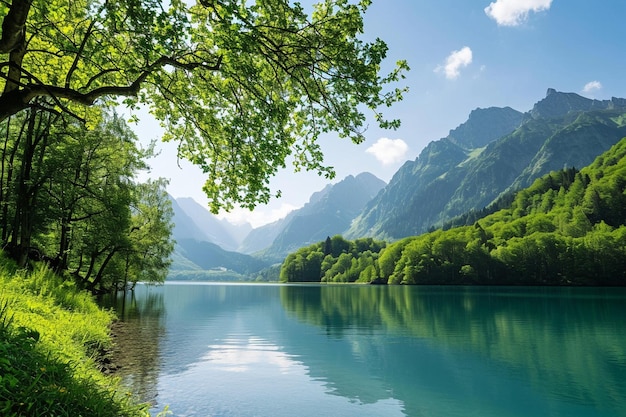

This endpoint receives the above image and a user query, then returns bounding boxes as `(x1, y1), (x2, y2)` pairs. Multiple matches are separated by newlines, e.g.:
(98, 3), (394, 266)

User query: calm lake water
(104, 283), (626, 417)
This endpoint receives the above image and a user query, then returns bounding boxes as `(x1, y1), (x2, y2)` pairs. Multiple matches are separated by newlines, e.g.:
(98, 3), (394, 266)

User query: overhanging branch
(0, 54), (223, 121)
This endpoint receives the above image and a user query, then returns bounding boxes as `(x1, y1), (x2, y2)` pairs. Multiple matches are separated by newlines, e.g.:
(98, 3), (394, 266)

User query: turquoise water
(107, 283), (626, 417)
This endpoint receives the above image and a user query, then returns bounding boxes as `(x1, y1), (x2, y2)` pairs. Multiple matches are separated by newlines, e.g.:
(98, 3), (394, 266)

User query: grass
(0, 254), (154, 417)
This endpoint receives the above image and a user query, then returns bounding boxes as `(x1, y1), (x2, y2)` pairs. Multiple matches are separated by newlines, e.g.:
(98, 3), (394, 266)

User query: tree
(358, 263), (377, 283)
(329, 235), (351, 257)
(0, 109), (60, 265)
(377, 237), (411, 281)
(279, 252), (299, 282)
(39, 112), (147, 272)
(323, 252), (352, 282)
(108, 178), (175, 290)
(0, 0), (408, 212)
(323, 236), (332, 256)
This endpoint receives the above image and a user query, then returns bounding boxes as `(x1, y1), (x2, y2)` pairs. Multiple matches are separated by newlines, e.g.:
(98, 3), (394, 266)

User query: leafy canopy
(0, 0), (408, 211)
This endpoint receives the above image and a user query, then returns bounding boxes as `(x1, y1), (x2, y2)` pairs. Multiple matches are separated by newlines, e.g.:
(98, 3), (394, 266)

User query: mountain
(347, 89), (626, 240)
(168, 172), (386, 278)
(168, 196), (211, 242)
(175, 197), (251, 251)
(448, 106), (524, 149)
(237, 216), (290, 255)
(167, 195), (264, 280)
(529, 88), (626, 119)
(174, 239), (269, 274)
(240, 172), (386, 259)
(283, 136), (626, 286)
(168, 238), (271, 281)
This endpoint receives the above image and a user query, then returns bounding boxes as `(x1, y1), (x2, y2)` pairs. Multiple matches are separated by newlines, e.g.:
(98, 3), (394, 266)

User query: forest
(280, 137), (626, 286)
(0, 109), (174, 293)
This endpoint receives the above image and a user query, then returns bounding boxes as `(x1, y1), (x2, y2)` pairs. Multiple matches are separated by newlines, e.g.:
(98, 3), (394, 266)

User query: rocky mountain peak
(446, 106), (523, 149)
(529, 88), (626, 120)
(347, 88), (626, 241)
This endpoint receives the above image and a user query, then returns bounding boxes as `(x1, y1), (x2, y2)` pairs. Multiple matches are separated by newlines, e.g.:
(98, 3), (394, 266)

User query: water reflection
(109, 283), (626, 417)
(147, 283), (407, 416)
(204, 336), (295, 373)
(280, 285), (626, 417)
(101, 286), (166, 405)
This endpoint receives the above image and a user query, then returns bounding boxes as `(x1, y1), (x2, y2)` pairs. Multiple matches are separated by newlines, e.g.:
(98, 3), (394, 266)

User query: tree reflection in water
(279, 285), (626, 416)
(100, 284), (626, 417)
(101, 286), (166, 406)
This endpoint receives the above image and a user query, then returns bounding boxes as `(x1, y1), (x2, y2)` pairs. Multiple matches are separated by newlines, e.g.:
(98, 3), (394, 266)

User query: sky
(134, 0), (626, 228)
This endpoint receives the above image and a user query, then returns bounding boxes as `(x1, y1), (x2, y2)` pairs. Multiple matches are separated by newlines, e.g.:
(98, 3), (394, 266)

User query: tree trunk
(1, 116), (25, 244)
(88, 248), (118, 293)
(11, 110), (38, 265)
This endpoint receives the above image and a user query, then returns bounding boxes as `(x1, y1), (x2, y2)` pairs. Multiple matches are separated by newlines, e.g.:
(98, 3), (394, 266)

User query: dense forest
(280, 137), (626, 286)
(280, 235), (387, 283)
(0, 108), (174, 293)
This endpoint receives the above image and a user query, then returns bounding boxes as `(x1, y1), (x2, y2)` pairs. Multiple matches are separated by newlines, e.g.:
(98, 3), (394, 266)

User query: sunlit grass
(0, 254), (151, 416)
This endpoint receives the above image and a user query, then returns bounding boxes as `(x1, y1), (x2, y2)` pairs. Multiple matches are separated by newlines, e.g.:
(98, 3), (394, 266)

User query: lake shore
(0, 256), (150, 416)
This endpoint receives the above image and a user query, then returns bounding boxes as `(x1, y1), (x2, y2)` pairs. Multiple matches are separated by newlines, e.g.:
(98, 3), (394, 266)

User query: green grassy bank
(0, 254), (153, 416)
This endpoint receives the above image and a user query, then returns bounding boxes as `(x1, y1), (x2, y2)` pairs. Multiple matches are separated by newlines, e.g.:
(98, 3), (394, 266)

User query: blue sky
(138, 0), (626, 227)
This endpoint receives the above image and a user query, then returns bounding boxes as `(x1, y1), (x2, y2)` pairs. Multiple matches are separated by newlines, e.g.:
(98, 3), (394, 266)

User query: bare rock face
(530, 88), (626, 120)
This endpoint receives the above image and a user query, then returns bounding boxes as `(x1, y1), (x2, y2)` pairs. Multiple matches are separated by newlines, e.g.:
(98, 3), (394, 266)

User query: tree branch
(65, 19), (97, 89)
(0, 54), (223, 121)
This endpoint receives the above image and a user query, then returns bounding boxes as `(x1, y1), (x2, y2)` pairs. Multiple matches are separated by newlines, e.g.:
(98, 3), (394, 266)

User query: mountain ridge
(347, 89), (626, 240)
(175, 197), (251, 251)
(241, 172), (386, 260)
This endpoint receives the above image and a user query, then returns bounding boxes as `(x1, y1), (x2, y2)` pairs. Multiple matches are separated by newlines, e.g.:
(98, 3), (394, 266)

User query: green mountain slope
(282, 137), (626, 286)
(241, 172), (385, 258)
(170, 239), (270, 281)
(347, 89), (626, 240)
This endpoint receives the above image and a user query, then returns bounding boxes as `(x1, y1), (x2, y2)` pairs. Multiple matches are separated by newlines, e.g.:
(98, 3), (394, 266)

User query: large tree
(0, 0), (408, 211)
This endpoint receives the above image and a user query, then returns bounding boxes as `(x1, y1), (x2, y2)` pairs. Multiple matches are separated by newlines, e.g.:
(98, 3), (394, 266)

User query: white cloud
(582, 81), (602, 94)
(366, 137), (409, 165)
(218, 203), (298, 228)
(435, 46), (473, 80)
(484, 0), (552, 26)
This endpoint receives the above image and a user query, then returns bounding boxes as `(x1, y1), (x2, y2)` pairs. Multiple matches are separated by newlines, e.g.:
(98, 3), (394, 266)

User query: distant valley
(168, 172), (386, 280)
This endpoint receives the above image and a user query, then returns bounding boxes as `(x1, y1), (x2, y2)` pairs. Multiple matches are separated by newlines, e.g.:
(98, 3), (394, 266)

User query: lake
(104, 282), (626, 417)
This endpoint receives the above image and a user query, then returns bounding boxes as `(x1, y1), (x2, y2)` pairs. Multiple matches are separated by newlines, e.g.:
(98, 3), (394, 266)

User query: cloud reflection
(204, 336), (297, 374)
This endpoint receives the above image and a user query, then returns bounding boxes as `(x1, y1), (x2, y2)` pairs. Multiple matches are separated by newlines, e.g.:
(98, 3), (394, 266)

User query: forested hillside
(280, 235), (386, 283)
(281, 137), (626, 286)
(348, 90), (626, 240)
